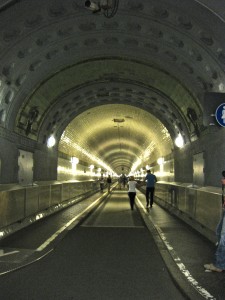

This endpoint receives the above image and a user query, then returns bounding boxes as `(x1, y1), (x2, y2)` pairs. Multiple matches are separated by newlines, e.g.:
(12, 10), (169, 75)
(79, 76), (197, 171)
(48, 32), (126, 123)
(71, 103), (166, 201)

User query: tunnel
(0, 0), (224, 186)
(0, 1), (225, 299)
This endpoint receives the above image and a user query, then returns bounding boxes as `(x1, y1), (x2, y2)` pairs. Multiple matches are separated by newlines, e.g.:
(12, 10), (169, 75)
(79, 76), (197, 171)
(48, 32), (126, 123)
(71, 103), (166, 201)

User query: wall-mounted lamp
(175, 134), (184, 148)
(157, 157), (164, 165)
(47, 135), (56, 148)
(157, 157), (164, 175)
(71, 157), (79, 165)
(71, 157), (79, 173)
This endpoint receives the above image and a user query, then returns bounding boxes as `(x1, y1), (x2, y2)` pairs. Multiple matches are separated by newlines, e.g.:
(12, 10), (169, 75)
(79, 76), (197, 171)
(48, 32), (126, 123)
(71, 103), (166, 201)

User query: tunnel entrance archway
(58, 104), (173, 178)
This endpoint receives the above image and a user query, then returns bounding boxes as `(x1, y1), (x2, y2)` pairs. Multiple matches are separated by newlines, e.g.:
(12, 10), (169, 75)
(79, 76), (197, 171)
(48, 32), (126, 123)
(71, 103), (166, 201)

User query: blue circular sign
(215, 103), (225, 127)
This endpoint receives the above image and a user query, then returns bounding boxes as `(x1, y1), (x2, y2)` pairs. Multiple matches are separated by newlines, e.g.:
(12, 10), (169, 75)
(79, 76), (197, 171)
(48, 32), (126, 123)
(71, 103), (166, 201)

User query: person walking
(204, 170), (225, 272)
(127, 176), (137, 210)
(118, 176), (123, 190)
(106, 175), (112, 192)
(99, 174), (105, 192)
(122, 174), (127, 189)
(144, 169), (157, 208)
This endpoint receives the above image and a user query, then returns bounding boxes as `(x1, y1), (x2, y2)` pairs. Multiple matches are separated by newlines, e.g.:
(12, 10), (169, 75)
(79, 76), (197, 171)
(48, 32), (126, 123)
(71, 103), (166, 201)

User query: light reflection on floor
(82, 190), (144, 228)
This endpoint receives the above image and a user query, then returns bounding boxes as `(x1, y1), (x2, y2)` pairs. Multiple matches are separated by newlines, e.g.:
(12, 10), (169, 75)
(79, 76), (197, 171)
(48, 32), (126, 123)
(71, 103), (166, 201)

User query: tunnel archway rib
(38, 82), (192, 147)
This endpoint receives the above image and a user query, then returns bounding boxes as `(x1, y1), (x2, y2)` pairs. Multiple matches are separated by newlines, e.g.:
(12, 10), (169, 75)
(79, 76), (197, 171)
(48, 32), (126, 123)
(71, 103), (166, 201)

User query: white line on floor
(0, 250), (19, 257)
(36, 195), (105, 252)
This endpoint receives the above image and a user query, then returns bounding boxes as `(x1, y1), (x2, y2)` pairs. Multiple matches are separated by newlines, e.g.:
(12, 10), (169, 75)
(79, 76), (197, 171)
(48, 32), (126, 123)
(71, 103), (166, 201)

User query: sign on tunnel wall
(203, 92), (225, 126)
(215, 103), (225, 127)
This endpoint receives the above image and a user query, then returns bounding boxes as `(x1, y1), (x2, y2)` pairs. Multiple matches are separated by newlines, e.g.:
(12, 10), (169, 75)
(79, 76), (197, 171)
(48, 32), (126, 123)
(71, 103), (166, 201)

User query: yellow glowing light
(157, 157), (164, 165)
(60, 138), (115, 175)
(175, 134), (184, 148)
(47, 135), (56, 148)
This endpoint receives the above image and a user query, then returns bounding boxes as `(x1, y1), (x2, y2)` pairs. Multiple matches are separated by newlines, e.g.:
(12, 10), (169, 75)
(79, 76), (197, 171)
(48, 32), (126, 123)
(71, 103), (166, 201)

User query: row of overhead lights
(48, 132), (184, 176)
(47, 135), (115, 175)
(71, 158), (115, 176)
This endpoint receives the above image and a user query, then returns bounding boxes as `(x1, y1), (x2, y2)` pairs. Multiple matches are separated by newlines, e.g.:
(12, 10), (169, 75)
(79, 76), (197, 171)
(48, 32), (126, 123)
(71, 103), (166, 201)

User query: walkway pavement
(0, 187), (224, 299)
(136, 191), (225, 300)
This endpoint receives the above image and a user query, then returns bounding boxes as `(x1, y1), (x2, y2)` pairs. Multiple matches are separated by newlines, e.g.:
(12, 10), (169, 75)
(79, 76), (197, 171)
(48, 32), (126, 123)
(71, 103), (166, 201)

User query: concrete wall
(174, 126), (225, 187)
(0, 128), (59, 184)
(201, 127), (225, 186)
(33, 148), (58, 181)
(0, 137), (19, 183)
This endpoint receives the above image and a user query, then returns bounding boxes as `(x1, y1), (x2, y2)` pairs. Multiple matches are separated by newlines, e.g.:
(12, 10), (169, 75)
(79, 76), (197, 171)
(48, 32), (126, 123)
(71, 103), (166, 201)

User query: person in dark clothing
(106, 175), (112, 192)
(122, 174), (127, 188)
(144, 170), (157, 208)
(99, 174), (105, 192)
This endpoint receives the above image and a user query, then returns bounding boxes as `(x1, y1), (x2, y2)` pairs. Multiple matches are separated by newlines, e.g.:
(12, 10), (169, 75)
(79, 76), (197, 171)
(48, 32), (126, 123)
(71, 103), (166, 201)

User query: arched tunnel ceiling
(58, 104), (172, 174)
(0, 0), (225, 172)
(15, 59), (198, 142)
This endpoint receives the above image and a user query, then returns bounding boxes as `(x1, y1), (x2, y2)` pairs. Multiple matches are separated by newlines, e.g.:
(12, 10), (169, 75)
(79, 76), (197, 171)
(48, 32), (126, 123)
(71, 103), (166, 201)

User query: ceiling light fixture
(85, 0), (119, 18)
(113, 118), (124, 123)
